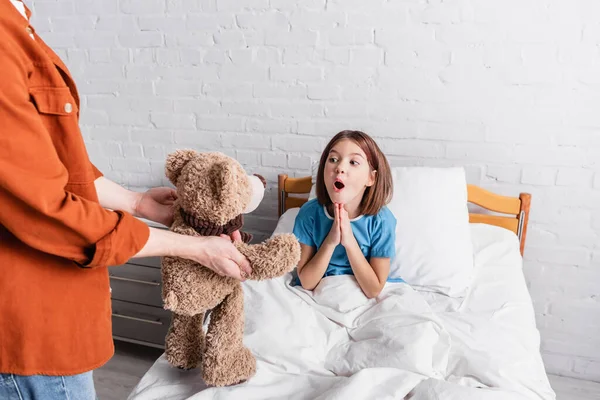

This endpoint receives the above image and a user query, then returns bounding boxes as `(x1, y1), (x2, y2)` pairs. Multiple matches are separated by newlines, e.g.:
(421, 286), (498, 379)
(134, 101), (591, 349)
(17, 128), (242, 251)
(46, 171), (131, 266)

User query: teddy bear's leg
(165, 312), (205, 370)
(202, 284), (256, 387)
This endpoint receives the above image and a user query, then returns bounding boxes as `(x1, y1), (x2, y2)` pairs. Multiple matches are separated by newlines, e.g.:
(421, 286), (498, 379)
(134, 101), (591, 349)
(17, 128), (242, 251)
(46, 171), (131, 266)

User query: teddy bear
(160, 149), (301, 387)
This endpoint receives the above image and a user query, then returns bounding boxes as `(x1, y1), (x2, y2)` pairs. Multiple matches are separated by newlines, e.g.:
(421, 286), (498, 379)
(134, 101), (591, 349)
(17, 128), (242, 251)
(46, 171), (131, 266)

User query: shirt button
(26, 26), (33, 34)
(64, 103), (73, 113)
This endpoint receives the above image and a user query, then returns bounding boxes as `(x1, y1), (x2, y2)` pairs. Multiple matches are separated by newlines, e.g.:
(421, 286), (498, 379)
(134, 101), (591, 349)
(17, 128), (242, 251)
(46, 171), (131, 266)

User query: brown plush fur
(161, 150), (301, 387)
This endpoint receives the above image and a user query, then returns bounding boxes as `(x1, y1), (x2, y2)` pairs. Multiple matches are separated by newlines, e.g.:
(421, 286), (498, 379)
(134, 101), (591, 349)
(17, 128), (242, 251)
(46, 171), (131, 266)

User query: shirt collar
(322, 205), (364, 222)
(10, 0), (29, 21)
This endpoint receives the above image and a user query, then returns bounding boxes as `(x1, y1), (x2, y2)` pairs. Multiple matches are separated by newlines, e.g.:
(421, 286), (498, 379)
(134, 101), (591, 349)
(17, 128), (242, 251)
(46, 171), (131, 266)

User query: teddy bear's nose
(243, 174), (266, 214)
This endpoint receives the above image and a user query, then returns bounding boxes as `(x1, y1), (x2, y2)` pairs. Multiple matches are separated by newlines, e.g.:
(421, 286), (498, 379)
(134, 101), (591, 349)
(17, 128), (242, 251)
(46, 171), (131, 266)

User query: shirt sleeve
(0, 38), (149, 268)
(292, 202), (316, 248)
(370, 208), (397, 259)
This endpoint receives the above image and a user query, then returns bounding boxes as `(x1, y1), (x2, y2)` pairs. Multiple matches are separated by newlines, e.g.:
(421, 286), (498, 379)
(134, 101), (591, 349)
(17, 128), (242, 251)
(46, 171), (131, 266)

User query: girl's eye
(350, 160), (360, 166)
(328, 157), (338, 163)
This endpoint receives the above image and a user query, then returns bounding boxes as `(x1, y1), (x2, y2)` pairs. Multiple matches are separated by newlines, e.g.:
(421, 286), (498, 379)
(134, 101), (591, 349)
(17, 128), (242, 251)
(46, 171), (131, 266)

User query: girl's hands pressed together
(324, 203), (357, 249)
(324, 203), (341, 247)
(338, 203), (356, 248)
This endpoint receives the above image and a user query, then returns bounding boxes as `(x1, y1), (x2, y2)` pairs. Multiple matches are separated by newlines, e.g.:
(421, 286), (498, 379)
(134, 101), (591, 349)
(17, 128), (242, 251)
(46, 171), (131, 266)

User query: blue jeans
(0, 372), (97, 400)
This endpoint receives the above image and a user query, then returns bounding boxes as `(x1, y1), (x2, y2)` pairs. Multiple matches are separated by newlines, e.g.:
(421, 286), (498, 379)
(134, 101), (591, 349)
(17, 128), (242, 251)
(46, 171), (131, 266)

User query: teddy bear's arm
(235, 233), (301, 281)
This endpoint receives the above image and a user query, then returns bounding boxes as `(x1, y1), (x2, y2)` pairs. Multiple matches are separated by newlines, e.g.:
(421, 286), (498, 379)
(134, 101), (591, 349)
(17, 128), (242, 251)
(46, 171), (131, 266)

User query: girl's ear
(367, 170), (377, 187)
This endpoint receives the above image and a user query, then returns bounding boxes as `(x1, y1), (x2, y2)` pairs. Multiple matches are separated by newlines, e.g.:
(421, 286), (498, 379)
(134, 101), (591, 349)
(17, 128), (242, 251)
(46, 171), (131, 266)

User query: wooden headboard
(277, 174), (531, 256)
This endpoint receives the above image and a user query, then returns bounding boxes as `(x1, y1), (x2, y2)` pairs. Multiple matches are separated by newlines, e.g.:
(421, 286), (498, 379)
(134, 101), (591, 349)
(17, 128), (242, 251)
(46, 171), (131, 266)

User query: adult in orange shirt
(0, 1), (251, 399)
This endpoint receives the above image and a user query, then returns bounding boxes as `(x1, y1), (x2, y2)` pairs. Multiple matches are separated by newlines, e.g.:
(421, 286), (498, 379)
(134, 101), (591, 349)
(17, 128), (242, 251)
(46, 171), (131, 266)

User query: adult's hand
(134, 187), (177, 227)
(95, 177), (177, 227)
(133, 228), (252, 281)
(191, 235), (252, 280)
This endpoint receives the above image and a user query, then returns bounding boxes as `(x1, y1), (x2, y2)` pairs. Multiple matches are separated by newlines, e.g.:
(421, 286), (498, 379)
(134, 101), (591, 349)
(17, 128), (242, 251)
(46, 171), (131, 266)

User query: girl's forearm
(298, 243), (336, 290)
(345, 239), (384, 298)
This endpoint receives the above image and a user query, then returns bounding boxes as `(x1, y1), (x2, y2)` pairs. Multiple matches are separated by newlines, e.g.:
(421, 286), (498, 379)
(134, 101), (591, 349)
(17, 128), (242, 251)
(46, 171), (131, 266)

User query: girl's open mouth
(333, 180), (345, 192)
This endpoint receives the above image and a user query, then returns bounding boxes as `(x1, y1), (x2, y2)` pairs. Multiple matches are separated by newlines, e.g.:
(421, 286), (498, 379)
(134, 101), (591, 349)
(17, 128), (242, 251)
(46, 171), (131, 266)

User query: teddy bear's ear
(165, 149), (197, 184)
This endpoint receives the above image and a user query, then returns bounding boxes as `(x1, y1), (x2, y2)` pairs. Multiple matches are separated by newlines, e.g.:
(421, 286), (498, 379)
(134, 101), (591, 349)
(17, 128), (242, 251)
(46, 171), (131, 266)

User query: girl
(292, 130), (401, 299)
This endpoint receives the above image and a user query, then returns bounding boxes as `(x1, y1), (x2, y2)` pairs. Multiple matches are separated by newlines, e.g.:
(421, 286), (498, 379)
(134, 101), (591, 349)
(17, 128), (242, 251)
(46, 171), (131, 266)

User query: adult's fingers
(160, 208), (175, 227)
(231, 230), (242, 242)
(218, 259), (245, 281)
(238, 254), (252, 277)
(228, 245), (252, 277)
(157, 188), (177, 204)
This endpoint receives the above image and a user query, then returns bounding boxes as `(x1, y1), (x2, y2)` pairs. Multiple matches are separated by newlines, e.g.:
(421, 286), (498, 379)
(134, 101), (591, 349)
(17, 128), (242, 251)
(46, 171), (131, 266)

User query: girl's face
(323, 139), (376, 207)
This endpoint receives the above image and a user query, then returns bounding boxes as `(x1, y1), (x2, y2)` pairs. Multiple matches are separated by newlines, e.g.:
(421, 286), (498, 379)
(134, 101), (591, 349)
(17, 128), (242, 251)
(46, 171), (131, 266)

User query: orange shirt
(0, 2), (150, 375)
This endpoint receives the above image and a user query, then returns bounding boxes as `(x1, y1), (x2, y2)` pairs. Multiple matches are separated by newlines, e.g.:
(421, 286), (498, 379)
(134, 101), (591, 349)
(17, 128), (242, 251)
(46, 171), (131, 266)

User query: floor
(96, 340), (600, 400)
(94, 341), (162, 400)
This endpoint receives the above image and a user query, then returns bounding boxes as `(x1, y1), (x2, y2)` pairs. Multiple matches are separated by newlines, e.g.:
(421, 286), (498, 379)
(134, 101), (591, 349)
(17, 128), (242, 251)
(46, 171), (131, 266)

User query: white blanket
(129, 213), (555, 400)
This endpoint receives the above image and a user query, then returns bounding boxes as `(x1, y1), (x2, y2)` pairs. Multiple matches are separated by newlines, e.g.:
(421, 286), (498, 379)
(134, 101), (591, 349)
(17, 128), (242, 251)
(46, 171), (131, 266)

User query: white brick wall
(29, 0), (600, 382)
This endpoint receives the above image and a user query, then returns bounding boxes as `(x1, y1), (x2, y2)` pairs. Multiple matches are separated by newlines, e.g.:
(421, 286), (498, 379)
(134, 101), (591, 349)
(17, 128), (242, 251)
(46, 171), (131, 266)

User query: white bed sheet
(128, 208), (556, 400)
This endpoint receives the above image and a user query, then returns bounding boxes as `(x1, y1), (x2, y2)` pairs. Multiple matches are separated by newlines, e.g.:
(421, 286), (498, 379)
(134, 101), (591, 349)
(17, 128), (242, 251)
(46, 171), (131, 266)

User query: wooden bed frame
(277, 174), (531, 256)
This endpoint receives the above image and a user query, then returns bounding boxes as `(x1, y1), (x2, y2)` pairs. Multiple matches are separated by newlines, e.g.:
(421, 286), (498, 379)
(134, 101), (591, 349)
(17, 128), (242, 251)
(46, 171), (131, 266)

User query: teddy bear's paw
(166, 347), (202, 370)
(202, 347), (256, 387)
(242, 233), (301, 281)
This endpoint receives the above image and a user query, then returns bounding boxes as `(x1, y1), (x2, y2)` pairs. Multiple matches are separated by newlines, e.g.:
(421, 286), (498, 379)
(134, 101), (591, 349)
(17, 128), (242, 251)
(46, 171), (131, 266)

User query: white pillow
(271, 207), (300, 237)
(387, 167), (474, 297)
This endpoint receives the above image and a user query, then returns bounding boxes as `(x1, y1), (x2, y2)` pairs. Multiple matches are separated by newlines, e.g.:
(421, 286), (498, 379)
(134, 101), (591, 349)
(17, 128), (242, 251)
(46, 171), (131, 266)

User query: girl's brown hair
(316, 130), (393, 216)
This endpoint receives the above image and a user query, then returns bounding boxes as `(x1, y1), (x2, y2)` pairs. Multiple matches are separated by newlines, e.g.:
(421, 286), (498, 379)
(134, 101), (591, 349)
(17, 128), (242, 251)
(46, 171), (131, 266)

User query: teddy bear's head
(165, 150), (265, 227)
